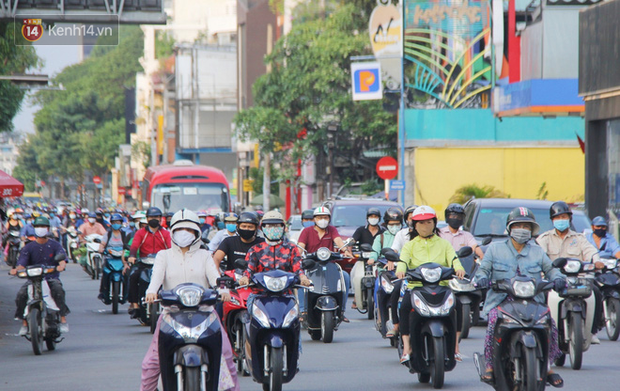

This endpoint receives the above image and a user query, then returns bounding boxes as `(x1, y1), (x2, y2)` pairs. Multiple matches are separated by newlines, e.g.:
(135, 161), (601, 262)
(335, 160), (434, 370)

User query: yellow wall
(413, 147), (585, 218)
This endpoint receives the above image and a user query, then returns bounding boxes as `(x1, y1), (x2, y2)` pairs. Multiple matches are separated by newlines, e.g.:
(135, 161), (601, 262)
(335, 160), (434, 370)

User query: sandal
(351, 301), (357, 310)
(299, 311), (307, 323)
(481, 368), (493, 382)
(386, 329), (397, 338)
(454, 353), (463, 362)
(546, 372), (563, 388)
(400, 353), (410, 364)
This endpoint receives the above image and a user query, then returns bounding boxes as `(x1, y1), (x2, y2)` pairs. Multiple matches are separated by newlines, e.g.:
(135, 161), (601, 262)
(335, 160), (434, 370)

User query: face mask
(594, 228), (607, 238)
(129, 222), (136, 228)
(111, 223), (122, 231)
(510, 228), (532, 244)
(301, 221), (313, 228)
(553, 219), (570, 232)
(226, 223), (237, 233)
(88, 218), (96, 224)
(368, 217), (380, 226)
(34, 227), (49, 238)
(263, 226), (285, 241)
(104, 214), (110, 219)
(69, 214), (76, 219)
(173, 230), (196, 248)
(148, 219), (160, 229)
(446, 217), (463, 230)
(50, 213), (55, 218)
(316, 219), (329, 229)
(238, 228), (256, 240)
(415, 222), (435, 238)
(217, 221), (225, 230)
(387, 224), (401, 235)
(199, 218), (205, 224)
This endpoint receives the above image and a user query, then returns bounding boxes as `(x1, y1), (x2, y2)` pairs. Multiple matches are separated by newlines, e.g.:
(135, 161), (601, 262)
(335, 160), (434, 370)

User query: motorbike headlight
(381, 274), (394, 294)
(252, 305), (271, 328)
(27, 267), (43, 277)
(264, 275), (288, 292)
(449, 278), (475, 292)
(230, 295), (241, 306)
(317, 247), (331, 261)
(536, 313), (550, 325)
(282, 304), (299, 328)
(602, 259), (618, 269)
(177, 286), (204, 307)
(17, 270), (28, 278)
(564, 260), (581, 273)
(420, 267), (442, 283)
(432, 292), (455, 316)
(413, 293), (431, 316)
(162, 311), (217, 343)
(513, 281), (536, 299)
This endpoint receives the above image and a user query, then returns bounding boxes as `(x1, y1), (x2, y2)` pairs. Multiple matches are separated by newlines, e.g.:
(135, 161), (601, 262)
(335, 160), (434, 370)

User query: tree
(449, 184), (509, 204)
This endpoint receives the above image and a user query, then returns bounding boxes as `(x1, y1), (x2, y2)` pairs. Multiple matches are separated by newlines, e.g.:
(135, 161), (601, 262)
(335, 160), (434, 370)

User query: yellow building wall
(413, 147), (585, 218)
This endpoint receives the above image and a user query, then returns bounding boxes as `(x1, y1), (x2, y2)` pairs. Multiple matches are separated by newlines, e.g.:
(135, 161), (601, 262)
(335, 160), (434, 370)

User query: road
(1, 262), (619, 390)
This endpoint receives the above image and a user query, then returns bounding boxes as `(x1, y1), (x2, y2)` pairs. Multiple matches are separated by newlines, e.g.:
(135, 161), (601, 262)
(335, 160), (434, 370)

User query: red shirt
(243, 240), (304, 278)
(129, 227), (171, 258)
(297, 225), (341, 253)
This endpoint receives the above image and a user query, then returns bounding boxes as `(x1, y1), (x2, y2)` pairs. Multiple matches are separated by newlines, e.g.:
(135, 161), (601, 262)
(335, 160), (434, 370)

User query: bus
(141, 160), (230, 214)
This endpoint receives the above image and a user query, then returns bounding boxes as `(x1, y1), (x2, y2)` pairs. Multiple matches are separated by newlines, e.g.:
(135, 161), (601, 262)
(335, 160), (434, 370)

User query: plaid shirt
(244, 240), (305, 278)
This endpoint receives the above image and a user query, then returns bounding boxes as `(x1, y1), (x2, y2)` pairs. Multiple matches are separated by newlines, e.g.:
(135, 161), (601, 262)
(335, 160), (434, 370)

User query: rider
(141, 209), (238, 391)
(390, 205), (419, 253)
(126, 207), (171, 317)
(78, 212), (107, 241)
(3, 210), (22, 255)
(351, 207), (385, 310)
(212, 211), (264, 271)
(394, 206), (466, 364)
(197, 210), (211, 234)
(475, 207), (565, 386)
(11, 216), (70, 335)
(536, 201), (603, 344)
(301, 209), (314, 228)
(208, 213), (238, 252)
(439, 203), (485, 261)
(97, 213), (129, 304)
(95, 209), (110, 230)
(297, 206), (353, 322)
(586, 216), (620, 259)
(20, 213), (36, 242)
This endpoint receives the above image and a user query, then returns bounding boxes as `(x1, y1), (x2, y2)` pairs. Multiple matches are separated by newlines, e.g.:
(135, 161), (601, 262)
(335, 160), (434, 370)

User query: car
(286, 214), (303, 243)
(571, 209), (593, 234)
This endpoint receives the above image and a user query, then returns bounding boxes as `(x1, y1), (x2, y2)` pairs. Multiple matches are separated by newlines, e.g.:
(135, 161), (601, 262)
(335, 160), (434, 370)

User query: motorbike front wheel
(184, 366), (201, 391)
(149, 303), (159, 334)
(367, 289), (374, 320)
(112, 281), (120, 314)
(321, 311), (335, 343)
(7, 247), (18, 267)
(28, 308), (43, 356)
(568, 311), (584, 370)
(519, 345), (538, 391)
(263, 346), (283, 391)
(45, 337), (56, 351)
(605, 297), (620, 341)
(460, 303), (471, 340)
(430, 336), (445, 389)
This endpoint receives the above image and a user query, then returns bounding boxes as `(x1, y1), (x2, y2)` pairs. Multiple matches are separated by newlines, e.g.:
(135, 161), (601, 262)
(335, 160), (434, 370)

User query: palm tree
(449, 184), (508, 204)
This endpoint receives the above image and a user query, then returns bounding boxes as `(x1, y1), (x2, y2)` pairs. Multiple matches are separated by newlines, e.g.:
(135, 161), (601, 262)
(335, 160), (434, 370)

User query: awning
(0, 170), (24, 198)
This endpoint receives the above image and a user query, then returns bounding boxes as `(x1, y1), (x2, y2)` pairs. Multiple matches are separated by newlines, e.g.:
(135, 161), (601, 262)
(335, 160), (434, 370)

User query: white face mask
(173, 230), (196, 248)
(368, 217), (380, 226)
(387, 225), (401, 235)
(316, 219), (329, 229)
(34, 227), (49, 238)
(88, 218), (96, 224)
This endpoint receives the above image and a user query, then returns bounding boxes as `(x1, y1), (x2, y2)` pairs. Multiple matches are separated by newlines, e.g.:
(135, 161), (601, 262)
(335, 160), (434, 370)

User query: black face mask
(238, 228), (256, 240)
(148, 219), (160, 229)
(594, 228), (607, 238)
(446, 217), (463, 230)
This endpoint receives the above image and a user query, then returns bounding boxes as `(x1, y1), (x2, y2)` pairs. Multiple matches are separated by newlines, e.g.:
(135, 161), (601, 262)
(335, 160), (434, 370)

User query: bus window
(151, 183), (229, 214)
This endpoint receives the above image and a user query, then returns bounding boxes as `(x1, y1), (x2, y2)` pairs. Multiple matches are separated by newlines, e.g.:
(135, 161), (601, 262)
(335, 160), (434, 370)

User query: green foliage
(249, 166), (279, 194)
(155, 31), (175, 59)
(537, 182), (548, 200)
(132, 140), (151, 170)
(360, 179), (382, 195)
(449, 184), (510, 204)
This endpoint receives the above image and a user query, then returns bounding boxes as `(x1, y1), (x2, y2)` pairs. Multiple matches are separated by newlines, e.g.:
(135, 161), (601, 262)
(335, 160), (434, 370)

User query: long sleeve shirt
(370, 230), (396, 261)
(243, 240), (304, 278)
(586, 232), (620, 259)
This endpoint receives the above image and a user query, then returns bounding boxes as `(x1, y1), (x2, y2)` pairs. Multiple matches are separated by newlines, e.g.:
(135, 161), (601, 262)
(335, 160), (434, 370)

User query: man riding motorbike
(78, 212), (107, 241)
(208, 213), (239, 252)
(212, 212), (264, 271)
(475, 206), (565, 387)
(97, 213), (129, 304)
(586, 216), (620, 259)
(439, 203), (485, 260)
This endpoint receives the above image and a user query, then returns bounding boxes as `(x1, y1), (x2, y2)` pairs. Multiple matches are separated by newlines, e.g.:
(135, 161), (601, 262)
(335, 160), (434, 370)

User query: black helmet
(550, 201), (572, 219)
(367, 207), (381, 217)
(506, 207), (540, 236)
(146, 207), (163, 217)
(404, 205), (418, 221)
(301, 209), (314, 220)
(383, 207), (403, 223)
(238, 211), (259, 226)
(444, 203), (465, 217)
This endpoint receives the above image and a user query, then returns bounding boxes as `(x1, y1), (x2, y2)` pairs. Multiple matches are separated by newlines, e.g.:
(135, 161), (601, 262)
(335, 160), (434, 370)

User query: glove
(553, 278), (567, 292)
(475, 277), (489, 288)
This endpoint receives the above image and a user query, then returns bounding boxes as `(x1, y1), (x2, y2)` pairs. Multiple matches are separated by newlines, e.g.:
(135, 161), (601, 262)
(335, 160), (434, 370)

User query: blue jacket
(586, 232), (620, 259)
(475, 239), (564, 316)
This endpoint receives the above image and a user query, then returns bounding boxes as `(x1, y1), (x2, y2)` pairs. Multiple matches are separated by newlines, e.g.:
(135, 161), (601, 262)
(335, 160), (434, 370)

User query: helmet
(24, 213), (32, 219)
(223, 213), (239, 222)
(132, 211), (145, 220)
(146, 207), (163, 217)
(32, 211), (41, 218)
(88, 212), (97, 218)
(238, 211), (259, 226)
(411, 205), (436, 221)
(404, 205), (419, 221)
(367, 207), (381, 217)
(549, 201), (572, 219)
(96, 208), (104, 215)
(139, 216), (148, 225)
(313, 206), (331, 217)
(301, 209), (314, 220)
(15, 207), (24, 213)
(506, 207), (540, 236)
(444, 203), (465, 217)
(262, 210), (285, 225)
(196, 210), (208, 218)
(383, 207), (403, 223)
(592, 216), (607, 227)
(170, 208), (200, 229)
(33, 216), (50, 227)
(110, 213), (123, 222)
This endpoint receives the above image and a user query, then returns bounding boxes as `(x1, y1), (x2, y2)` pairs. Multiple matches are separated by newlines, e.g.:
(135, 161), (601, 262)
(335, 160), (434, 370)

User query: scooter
(15, 254), (67, 355)
(101, 247), (126, 314)
(65, 226), (80, 263)
(472, 276), (555, 391)
(83, 233), (104, 280)
(241, 268), (306, 391)
(449, 246), (483, 340)
(157, 283), (222, 391)
(373, 252), (398, 347)
(596, 258), (620, 341)
(351, 243), (377, 320)
(5, 231), (21, 267)
(134, 254), (159, 331)
(302, 247), (347, 343)
(548, 257), (597, 370)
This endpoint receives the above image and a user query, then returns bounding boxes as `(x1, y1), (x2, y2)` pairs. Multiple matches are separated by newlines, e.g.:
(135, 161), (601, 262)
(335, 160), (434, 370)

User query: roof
(144, 163), (229, 186)
(466, 198), (554, 209)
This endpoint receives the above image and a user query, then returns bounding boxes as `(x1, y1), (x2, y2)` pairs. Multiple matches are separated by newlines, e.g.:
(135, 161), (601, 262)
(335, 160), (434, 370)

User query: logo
(351, 62), (383, 101)
(22, 19), (43, 42)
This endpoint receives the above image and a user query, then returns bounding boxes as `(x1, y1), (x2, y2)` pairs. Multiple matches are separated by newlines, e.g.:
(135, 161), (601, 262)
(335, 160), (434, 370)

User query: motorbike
(83, 234), (104, 280)
(241, 268), (306, 391)
(134, 254), (159, 332)
(373, 250), (398, 347)
(472, 276), (555, 391)
(448, 246), (484, 340)
(102, 246), (126, 314)
(548, 257), (597, 370)
(302, 247), (348, 343)
(596, 258), (620, 341)
(157, 283), (222, 391)
(383, 249), (457, 389)
(6, 231), (21, 267)
(351, 243), (377, 320)
(15, 254), (67, 355)
(65, 226), (80, 263)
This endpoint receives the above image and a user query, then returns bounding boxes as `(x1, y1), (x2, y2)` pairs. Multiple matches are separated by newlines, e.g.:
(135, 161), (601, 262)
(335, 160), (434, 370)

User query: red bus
(141, 160), (230, 214)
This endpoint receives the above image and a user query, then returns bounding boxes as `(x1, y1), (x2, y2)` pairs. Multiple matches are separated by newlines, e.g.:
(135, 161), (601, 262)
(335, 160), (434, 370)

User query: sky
(12, 45), (81, 134)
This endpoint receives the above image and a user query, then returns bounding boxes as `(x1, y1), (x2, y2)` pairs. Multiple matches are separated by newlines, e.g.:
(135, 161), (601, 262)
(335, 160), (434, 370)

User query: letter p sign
(351, 62), (382, 101)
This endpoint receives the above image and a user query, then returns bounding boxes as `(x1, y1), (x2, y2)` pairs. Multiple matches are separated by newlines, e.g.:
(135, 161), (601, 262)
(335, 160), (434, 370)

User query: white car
(286, 215), (303, 243)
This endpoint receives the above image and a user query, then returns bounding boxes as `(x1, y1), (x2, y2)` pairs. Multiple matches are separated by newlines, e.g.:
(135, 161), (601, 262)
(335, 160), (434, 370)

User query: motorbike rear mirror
(481, 237), (492, 246)
(234, 258), (248, 270)
(142, 201), (150, 209)
(381, 248), (400, 262)
(456, 246), (473, 258)
(343, 238), (354, 247)
(302, 259), (316, 270)
(552, 257), (568, 268)
(93, 238), (101, 243)
(360, 243), (373, 252)
(54, 253), (67, 262)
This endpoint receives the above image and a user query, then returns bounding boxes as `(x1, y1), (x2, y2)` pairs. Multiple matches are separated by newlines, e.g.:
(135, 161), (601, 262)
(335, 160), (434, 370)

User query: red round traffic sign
(376, 156), (398, 180)
(118, 188), (126, 195)
(93, 176), (101, 184)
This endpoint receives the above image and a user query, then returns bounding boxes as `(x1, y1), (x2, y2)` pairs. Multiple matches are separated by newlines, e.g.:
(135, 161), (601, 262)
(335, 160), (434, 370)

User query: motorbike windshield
(151, 183), (229, 214)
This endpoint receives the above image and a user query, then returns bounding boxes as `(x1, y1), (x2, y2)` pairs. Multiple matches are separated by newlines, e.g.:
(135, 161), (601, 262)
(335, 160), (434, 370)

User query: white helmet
(411, 205), (437, 221)
(170, 209), (201, 247)
(313, 206), (331, 217)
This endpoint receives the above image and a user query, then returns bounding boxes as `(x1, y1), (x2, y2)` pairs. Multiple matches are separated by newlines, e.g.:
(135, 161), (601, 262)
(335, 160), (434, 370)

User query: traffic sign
(93, 176), (101, 184)
(118, 188), (126, 195)
(376, 156), (398, 180)
(243, 179), (254, 192)
(390, 180), (405, 190)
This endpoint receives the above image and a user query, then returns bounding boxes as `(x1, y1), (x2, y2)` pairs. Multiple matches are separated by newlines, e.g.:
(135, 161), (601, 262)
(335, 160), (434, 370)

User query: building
(0, 132), (24, 176)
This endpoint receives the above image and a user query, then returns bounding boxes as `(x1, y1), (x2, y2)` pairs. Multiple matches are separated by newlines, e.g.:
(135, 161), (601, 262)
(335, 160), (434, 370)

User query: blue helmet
(88, 212), (97, 218)
(110, 213), (123, 223)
